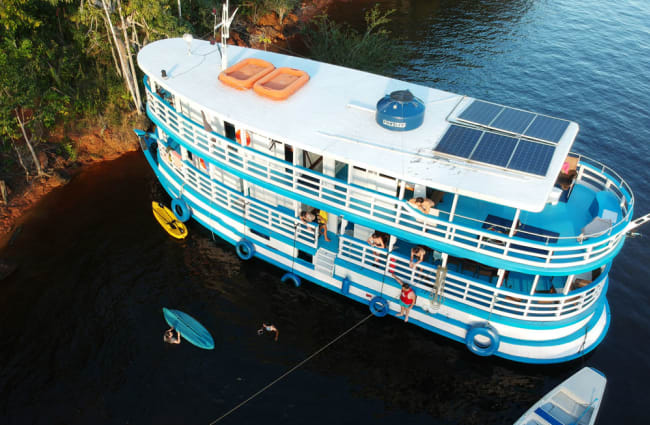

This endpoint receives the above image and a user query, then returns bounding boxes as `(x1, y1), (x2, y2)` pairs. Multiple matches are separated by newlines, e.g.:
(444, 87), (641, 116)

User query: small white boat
(515, 367), (606, 425)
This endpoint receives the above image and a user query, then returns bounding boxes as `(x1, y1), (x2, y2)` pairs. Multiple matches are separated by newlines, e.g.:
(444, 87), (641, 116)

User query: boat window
(224, 121), (236, 141)
(350, 166), (398, 196)
(156, 86), (175, 106)
(303, 151), (323, 172)
(284, 144), (293, 163)
(179, 98), (200, 123)
(210, 115), (225, 136)
(185, 150), (209, 175)
(249, 228), (270, 240)
(297, 250), (313, 263)
(335, 161), (348, 182)
(163, 138), (183, 171)
(426, 187), (446, 205)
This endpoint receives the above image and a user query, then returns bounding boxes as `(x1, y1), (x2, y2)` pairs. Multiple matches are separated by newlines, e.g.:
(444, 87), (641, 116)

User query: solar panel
(490, 108), (535, 135)
(435, 125), (482, 158)
(524, 115), (570, 143)
(456, 100), (570, 145)
(457, 100), (502, 126)
(471, 133), (518, 167)
(508, 140), (554, 176)
(436, 124), (557, 177)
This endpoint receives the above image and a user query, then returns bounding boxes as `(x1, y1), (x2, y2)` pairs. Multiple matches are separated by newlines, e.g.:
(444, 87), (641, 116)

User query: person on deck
(408, 197), (435, 214)
(410, 245), (426, 269)
(393, 274), (416, 322)
(367, 232), (388, 263)
(163, 327), (181, 344)
(367, 232), (387, 249)
(301, 209), (330, 242)
(257, 322), (279, 341)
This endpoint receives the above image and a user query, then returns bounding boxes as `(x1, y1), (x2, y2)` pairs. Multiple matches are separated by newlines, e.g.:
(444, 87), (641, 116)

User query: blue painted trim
(157, 158), (319, 256)
(152, 161), (613, 363)
(157, 157), (610, 347)
(140, 87), (615, 363)
(148, 108), (622, 276)
(534, 408), (563, 425)
(334, 255), (609, 331)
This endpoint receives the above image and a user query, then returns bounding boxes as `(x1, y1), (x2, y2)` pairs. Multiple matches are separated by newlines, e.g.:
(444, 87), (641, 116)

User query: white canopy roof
(137, 38), (579, 212)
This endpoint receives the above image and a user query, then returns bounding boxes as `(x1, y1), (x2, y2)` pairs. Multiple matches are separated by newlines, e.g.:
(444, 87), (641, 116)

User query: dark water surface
(2, 1), (650, 423)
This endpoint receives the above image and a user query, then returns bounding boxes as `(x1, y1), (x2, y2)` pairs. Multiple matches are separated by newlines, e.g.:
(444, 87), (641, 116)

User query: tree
(302, 4), (401, 76)
(264, 0), (298, 26)
(0, 29), (68, 178)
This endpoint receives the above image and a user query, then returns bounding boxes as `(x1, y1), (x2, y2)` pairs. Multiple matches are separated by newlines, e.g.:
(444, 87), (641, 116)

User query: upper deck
(137, 38), (579, 213)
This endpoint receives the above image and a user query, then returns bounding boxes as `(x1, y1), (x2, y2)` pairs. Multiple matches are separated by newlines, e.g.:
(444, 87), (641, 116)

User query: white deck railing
(337, 236), (605, 322)
(161, 152), (319, 248)
(146, 84), (632, 271)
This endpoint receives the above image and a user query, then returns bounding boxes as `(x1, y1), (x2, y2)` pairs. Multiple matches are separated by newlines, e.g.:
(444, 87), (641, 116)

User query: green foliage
(264, 0), (298, 24)
(60, 138), (77, 161)
(239, 0), (269, 24)
(302, 4), (401, 75)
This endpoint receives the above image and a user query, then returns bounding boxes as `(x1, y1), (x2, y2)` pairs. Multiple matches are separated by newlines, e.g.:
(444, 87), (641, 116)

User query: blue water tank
(376, 90), (425, 131)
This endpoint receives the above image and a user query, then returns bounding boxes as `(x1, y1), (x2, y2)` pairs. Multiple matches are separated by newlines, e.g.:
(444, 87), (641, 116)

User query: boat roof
(137, 38), (579, 212)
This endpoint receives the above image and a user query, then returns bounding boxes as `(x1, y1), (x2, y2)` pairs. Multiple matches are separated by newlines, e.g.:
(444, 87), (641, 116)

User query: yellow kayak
(152, 201), (188, 239)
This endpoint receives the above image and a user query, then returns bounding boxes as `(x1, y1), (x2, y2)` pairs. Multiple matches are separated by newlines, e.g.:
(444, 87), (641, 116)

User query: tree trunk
(0, 180), (7, 205)
(11, 140), (30, 179)
(117, 0), (143, 113)
(101, 0), (141, 115)
(103, 14), (122, 78)
(15, 108), (43, 177)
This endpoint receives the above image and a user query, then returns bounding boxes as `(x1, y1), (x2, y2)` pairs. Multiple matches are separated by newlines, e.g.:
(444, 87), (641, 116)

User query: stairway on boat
(314, 248), (336, 277)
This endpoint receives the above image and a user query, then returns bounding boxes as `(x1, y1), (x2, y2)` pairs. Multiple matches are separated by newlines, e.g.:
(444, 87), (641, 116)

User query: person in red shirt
(393, 274), (416, 322)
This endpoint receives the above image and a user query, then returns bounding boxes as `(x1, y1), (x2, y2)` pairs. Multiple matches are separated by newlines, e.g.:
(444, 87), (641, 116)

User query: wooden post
(0, 180), (8, 205)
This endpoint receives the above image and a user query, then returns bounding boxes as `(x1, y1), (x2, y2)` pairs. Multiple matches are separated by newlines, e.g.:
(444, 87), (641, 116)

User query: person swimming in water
(257, 322), (279, 342)
(164, 326), (181, 344)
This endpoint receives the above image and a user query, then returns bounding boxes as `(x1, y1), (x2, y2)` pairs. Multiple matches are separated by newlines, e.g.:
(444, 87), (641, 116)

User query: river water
(2, 1), (649, 424)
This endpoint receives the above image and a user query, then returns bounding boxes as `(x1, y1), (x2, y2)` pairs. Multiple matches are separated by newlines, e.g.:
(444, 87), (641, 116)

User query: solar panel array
(433, 100), (572, 176)
(457, 100), (570, 144)
(435, 125), (555, 176)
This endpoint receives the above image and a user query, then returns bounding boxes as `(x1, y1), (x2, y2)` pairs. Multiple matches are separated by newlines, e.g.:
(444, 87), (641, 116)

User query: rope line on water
(208, 313), (374, 424)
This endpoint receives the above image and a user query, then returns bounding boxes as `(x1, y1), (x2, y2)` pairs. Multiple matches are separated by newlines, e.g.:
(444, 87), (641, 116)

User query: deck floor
(445, 184), (608, 243)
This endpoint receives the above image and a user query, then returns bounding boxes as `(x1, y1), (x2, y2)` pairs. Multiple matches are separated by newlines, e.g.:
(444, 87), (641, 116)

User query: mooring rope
(289, 222), (300, 273)
(207, 313), (374, 424)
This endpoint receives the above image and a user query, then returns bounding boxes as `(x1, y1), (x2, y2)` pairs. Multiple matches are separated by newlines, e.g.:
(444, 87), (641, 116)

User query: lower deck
(140, 132), (612, 363)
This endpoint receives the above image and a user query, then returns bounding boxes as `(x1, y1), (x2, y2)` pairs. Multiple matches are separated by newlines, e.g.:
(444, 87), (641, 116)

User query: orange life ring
(235, 129), (251, 146)
(199, 158), (207, 170)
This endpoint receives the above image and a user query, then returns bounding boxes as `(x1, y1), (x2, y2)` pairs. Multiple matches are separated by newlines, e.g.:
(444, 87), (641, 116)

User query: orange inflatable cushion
(218, 58), (275, 90)
(253, 67), (310, 101)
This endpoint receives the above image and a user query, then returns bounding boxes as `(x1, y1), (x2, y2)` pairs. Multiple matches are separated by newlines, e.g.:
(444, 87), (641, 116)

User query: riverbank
(0, 0), (344, 245)
(0, 114), (142, 244)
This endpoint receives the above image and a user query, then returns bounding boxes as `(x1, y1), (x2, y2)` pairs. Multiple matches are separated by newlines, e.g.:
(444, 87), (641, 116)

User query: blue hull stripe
(142, 134), (611, 364)
(147, 111), (621, 276)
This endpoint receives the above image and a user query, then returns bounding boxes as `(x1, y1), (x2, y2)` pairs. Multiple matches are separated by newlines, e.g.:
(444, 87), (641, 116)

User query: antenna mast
(215, 0), (238, 71)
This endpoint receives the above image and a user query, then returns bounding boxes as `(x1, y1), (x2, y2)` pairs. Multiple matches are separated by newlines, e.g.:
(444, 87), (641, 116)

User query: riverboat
(134, 6), (649, 364)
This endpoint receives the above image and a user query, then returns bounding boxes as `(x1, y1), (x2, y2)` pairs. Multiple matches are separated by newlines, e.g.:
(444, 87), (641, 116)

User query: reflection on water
(2, 0), (650, 424)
